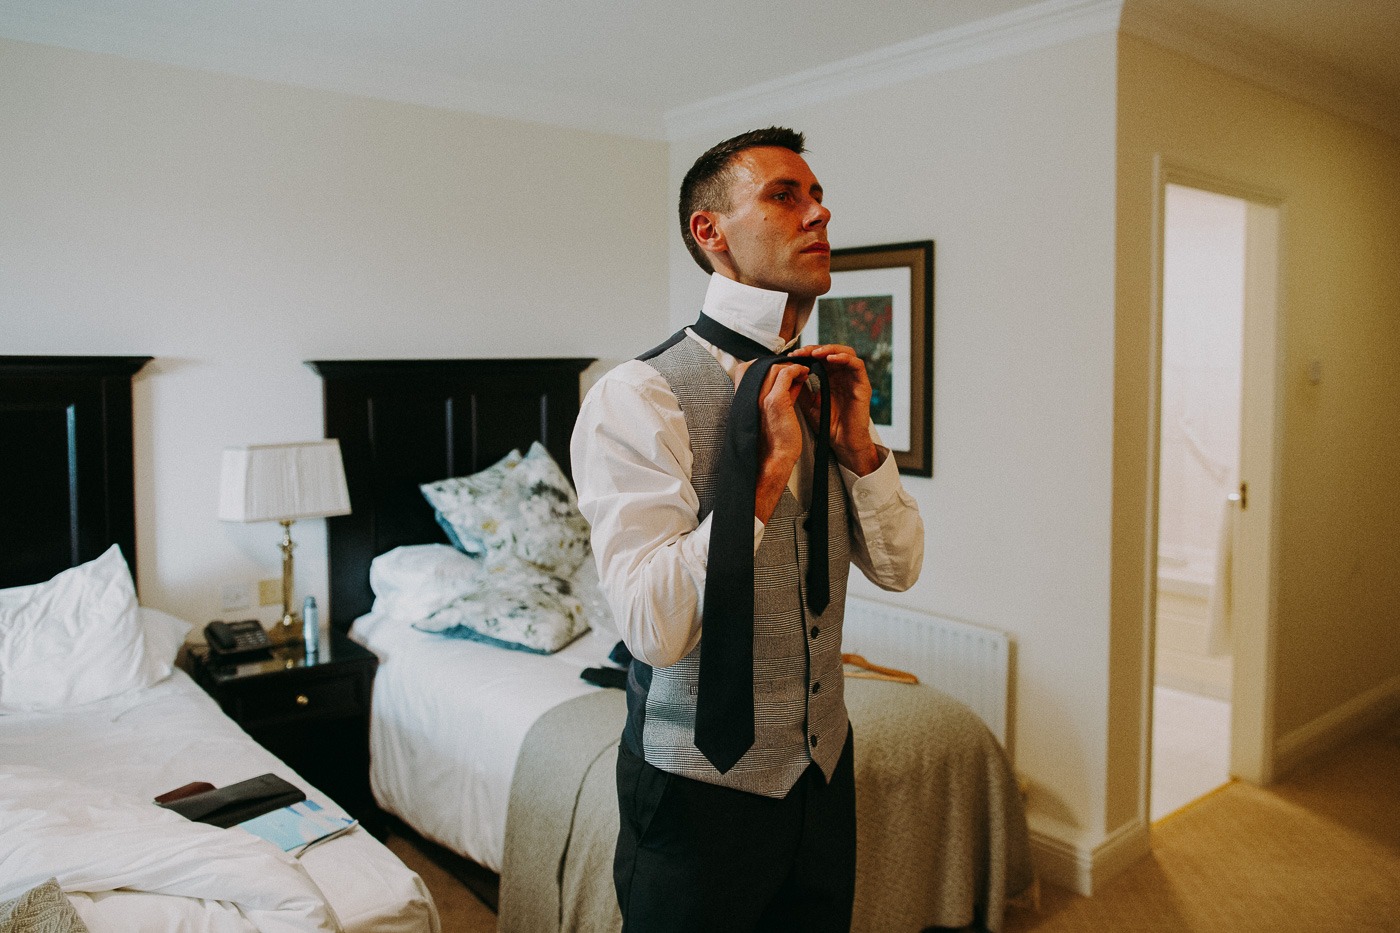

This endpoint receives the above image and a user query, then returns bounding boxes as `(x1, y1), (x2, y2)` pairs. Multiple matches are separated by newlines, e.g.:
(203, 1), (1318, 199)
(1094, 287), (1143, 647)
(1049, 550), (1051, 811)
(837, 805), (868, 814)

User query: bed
(0, 356), (439, 933)
(313, 357), (1034, 933)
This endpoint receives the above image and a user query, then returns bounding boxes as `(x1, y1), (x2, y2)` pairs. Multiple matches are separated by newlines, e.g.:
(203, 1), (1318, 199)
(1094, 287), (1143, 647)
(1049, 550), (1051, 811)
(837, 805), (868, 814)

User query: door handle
(1228, 483), (1247, 510)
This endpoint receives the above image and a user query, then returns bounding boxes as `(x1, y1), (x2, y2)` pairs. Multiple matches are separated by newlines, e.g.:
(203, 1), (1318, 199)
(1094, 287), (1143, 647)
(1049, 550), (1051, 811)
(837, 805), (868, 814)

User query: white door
(1229, 198), (1282, 785)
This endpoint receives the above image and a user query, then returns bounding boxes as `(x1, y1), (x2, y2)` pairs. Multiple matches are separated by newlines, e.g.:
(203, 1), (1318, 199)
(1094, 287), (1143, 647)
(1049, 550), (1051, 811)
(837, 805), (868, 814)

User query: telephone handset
(205, 619), (273, 658)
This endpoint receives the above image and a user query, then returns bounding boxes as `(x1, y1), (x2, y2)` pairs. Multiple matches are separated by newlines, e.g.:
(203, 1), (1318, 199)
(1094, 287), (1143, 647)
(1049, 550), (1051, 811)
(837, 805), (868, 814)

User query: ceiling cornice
(0, 3), (669, 139)
(1121, 0), (1400, 142)
(663, 0), (1124, 141)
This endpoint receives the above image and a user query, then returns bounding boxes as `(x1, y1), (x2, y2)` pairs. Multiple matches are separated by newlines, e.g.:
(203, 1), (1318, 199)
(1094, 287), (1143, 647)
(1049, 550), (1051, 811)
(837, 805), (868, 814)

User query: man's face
(711, 146), (832, 303)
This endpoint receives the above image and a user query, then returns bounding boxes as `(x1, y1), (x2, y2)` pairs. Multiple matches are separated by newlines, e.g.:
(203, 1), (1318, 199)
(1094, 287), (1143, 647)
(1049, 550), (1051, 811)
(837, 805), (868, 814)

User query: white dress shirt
(571, 274), (924, 668)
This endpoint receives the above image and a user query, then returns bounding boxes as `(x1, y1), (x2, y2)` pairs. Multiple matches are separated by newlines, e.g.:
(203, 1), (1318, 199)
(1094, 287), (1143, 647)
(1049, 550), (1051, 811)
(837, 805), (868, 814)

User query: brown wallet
(154, 781), (216, 804)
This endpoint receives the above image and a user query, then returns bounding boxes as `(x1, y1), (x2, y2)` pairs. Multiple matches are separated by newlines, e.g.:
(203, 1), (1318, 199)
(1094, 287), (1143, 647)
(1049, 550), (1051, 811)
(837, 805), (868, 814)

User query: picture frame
(802, 239), (934, 477)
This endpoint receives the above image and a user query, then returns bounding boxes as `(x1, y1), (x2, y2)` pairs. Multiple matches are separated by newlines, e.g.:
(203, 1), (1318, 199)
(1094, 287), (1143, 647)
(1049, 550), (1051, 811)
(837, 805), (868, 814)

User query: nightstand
(187, 627), (383, 835)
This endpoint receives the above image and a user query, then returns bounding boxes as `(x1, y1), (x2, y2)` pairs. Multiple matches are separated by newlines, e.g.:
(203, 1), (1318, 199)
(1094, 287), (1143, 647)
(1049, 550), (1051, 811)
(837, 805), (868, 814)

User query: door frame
(1144, 156), (1286, 794)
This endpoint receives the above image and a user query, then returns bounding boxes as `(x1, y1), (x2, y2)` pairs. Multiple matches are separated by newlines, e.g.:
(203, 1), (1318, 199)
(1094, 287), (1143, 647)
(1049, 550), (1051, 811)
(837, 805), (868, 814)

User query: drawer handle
(296, 694), (310, 707)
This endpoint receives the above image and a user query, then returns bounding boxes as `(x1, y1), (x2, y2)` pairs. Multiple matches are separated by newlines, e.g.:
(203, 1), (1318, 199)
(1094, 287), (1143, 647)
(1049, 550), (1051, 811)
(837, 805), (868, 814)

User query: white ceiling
(1, 0), (1396, 140)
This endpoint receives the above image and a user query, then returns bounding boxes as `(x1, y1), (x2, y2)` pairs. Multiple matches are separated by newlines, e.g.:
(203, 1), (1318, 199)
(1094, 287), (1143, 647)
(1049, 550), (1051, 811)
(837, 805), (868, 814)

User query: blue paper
(238, 799), (356, 853)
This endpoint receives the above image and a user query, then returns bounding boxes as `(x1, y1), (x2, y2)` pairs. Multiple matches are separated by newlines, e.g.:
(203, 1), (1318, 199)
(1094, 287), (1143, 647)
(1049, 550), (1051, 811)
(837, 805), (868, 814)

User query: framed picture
(802, 240), (934, 476)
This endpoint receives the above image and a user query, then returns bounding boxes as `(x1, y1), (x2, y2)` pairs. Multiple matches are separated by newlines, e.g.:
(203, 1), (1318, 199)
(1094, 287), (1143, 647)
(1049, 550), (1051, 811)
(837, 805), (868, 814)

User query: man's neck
(780, 298), (814, 343)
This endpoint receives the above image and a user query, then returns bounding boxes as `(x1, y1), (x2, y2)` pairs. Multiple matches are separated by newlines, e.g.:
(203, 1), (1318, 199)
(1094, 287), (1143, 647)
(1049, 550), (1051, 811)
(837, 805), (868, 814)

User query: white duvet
(0, 668), (438, 933)
(1, 765), (338, 932)
(353, 611), (620, 872)
(0, 557), (435, 931)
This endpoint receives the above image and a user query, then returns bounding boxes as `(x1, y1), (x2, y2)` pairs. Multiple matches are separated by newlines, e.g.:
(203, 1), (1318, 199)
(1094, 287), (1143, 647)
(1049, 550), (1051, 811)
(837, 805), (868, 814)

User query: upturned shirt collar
(701, 274), (805, 354)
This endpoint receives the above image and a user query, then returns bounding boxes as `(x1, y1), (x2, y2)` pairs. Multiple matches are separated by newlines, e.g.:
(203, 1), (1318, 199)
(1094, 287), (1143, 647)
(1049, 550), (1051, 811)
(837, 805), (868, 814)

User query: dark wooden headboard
(308, 358), (595, 630)
(0, 356), (152, 589)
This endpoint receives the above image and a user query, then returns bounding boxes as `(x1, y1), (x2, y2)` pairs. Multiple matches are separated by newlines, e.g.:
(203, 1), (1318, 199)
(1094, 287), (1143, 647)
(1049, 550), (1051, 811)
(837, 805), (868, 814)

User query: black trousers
(613, 729), (856, 933)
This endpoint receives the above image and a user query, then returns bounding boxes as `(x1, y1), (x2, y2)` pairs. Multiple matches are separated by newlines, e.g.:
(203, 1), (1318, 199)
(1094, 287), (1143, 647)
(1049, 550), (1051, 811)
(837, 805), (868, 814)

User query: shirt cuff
(840, 446), (902, 515)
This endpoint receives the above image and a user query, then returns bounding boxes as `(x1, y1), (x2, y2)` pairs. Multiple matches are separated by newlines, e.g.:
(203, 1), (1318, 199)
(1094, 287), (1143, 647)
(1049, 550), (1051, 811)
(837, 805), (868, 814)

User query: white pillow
(138, 606), (192, 681)
(3, 574), (193, 688)
(369, 544), (489, 622)
(0, 545), (153, 713)
(0, 583), (37, 608)
(570, 554), (618, 638)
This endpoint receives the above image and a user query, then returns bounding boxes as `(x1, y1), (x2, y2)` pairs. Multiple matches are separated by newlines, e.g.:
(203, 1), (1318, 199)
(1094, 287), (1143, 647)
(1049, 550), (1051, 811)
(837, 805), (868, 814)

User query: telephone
(205, 619), (273, 658)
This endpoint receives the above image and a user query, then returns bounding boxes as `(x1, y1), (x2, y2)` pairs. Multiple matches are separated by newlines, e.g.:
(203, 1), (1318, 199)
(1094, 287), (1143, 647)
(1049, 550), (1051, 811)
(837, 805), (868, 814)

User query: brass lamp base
(273, 611), (302, 646)
(276, 519), (303, 644)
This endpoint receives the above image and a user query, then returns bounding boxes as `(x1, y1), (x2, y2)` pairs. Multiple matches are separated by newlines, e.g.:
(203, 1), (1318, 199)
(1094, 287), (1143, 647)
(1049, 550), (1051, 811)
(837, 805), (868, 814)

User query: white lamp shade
(219, 440), (352, 523)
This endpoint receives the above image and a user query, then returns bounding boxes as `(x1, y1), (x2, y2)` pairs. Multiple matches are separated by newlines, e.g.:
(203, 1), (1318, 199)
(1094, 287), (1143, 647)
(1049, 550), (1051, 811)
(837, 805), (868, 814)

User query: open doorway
(1151, 184), (1243, 821)
(1149, 175), (1283, 819)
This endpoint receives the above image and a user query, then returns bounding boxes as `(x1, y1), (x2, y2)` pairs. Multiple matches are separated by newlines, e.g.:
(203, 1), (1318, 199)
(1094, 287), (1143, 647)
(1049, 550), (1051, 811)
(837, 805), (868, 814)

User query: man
(570, 127), (923, 932)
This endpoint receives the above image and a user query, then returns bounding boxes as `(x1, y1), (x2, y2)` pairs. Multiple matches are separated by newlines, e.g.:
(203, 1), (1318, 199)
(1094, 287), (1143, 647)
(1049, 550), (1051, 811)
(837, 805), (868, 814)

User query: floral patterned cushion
(420, 448), (526, 551)
(420, 442), (590, 576)
(413, 558), (590, 654)
(503, 442), (592, 575)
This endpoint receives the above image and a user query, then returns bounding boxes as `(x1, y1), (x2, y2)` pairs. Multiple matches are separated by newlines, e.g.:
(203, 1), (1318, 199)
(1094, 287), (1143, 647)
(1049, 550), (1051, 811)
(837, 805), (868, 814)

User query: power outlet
(258, 578), (283, 606)
(220, 581), (254, 613)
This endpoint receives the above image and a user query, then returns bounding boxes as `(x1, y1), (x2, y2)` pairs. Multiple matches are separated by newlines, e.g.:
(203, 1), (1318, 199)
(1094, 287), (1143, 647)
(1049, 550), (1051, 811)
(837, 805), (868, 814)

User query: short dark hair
(678, 127), (807, 273)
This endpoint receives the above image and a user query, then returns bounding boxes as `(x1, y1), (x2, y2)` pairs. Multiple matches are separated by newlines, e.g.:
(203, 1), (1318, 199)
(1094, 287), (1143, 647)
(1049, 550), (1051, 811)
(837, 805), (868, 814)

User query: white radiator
(842, 596), (1012, 746)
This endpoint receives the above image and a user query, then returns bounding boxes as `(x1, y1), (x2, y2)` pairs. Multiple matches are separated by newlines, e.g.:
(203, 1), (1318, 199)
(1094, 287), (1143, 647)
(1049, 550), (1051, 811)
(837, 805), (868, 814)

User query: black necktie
(691, 313), (831, 774)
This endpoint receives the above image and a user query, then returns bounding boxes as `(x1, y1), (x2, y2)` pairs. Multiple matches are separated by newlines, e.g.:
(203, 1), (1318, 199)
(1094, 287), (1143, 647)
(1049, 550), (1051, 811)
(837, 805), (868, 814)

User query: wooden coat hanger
(841, 653), (919, 684)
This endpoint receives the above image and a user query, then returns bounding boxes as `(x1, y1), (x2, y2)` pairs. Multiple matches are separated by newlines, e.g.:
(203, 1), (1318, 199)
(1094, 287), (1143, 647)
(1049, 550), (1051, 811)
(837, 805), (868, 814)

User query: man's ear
(690, 211), (726, 257)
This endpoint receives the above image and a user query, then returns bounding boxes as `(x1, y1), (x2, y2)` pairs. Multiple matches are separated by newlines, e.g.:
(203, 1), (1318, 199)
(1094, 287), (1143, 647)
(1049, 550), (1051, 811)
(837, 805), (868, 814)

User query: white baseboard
(1030, 818), (1151, 896)
(1274, 674), (1400, 777)
(1029, 678), (1400, 897)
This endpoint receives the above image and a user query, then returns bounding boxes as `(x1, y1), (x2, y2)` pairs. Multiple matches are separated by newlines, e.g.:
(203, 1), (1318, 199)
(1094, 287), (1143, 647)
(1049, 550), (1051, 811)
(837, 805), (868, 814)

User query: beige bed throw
(499, 678), (1033, 933)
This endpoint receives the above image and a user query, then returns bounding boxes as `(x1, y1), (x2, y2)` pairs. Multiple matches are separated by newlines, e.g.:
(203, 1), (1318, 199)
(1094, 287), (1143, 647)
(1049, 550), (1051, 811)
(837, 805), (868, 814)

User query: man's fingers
(821, 351), (866, 373)
(792, 343), (858, 360)
(761, 362), (809, 402)
(793, 346), (867, 393)
(793, 345), (867, 380)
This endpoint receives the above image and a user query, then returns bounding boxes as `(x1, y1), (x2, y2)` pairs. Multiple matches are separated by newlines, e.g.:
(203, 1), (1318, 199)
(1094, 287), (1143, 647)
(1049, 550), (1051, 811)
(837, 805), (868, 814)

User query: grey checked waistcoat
(622, 335), (852, 797)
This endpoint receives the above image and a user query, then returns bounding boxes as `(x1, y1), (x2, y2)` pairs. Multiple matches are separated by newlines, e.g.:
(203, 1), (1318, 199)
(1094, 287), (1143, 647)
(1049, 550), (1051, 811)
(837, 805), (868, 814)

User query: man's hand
(745, 360), (809, 523)
(790, 344), (881, 476)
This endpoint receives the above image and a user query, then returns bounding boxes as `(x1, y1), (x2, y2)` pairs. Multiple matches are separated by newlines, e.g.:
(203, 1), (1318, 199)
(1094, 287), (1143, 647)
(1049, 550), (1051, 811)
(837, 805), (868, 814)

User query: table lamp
(218, 440), (351, 641)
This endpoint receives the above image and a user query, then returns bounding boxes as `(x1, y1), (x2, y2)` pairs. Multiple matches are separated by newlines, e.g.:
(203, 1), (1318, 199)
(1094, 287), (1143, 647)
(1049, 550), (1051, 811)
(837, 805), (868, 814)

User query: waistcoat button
(809, 625), (819, 640)
(811, 681), (821, 694)
(809, 734), (819, 748)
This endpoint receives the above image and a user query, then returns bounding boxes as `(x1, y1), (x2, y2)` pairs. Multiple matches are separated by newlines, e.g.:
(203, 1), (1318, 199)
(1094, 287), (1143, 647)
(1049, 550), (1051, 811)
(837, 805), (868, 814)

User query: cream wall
(670, 32), (1121, 873)
(0, 38), (669, 625)
(1114, 33), (1400, 830)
